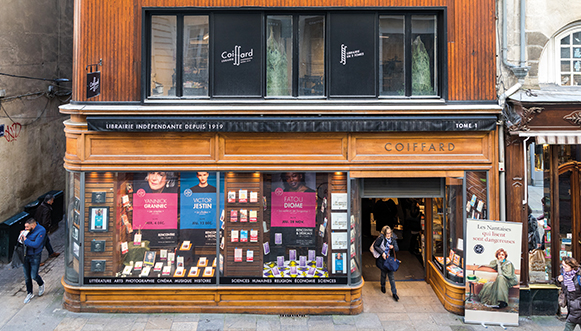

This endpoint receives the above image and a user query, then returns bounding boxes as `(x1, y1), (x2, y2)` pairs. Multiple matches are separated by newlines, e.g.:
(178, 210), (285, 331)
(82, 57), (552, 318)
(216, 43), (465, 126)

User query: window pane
(575, 61), (581, 72)
(445, 178), (464, 284)
(412, 15), (437, 96)
(299, 16), (325, 97)
(432, 198), (444, 270)
(574, 75), (581, 86)
(574, 32), (581, 45)
(150, 16), (177, 97)
(562, 60), (571, 72)
(379, 16), (405, 96)
(574, 47), (581, 58)
(267, 16), (293, 97)
(562, 74), (572, 85)
(561, 35), (571, 45)
(183, 16), (209, 97)
(561, 47), (571, 59)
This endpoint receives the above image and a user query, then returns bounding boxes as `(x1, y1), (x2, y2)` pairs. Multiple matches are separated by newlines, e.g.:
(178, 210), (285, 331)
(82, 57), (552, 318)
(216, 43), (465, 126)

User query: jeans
(44, 236), (54, 255)
(565, 322), (580, 331)
(380, 269), (397, 295)
(23, 253), (44, 294)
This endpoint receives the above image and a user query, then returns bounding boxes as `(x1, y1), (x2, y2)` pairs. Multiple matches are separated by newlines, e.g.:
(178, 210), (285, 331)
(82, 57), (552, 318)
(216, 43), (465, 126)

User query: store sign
(84, 277), (216, 285)
(87, 116), (498, 133)
(464, 219), (522, 327)
(221, 277), (348, 285)
(86, 71), (100, 99)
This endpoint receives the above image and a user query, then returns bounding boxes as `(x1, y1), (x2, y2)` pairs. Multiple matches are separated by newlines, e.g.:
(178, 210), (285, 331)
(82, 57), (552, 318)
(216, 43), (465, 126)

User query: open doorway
(361, 197), (426, 281)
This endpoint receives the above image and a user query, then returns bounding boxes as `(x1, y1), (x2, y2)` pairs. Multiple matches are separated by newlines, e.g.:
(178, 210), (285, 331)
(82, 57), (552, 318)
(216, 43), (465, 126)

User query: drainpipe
(522, 137), (531, 206)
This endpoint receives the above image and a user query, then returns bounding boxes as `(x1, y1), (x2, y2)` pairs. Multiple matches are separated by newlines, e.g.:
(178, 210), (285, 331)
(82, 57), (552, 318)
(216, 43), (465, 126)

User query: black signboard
(329, 13), (376, 97)
(84, 277), (216, 285)
(213, 13), (262, 96)
(86, 71), (101, 99)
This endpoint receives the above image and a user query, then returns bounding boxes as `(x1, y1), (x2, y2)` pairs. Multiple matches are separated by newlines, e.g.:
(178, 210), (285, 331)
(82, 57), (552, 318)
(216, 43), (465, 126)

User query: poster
(180, 172), (217, 229)
(464, 219), (522, 326)
(271, 172), (317, 227)
(133, 172), (178, 246)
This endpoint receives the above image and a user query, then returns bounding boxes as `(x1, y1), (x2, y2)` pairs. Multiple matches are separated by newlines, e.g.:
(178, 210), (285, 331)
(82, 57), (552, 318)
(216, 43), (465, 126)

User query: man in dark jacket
(35, 194), (60, 260)
(20, 218), (46, 303)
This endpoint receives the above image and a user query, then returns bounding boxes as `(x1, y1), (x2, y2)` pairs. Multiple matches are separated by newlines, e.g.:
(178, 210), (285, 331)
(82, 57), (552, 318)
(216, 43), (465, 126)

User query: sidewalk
(0, 225), (567, 330)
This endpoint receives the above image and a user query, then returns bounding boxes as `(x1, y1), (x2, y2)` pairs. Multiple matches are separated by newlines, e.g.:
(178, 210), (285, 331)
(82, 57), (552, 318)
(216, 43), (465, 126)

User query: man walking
(20, 218), (46, 303)
(35, 194), (60, 261)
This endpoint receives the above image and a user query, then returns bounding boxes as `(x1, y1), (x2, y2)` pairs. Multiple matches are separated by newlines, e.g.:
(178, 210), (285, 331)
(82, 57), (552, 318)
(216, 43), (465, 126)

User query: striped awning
(519, 131), (581, 145)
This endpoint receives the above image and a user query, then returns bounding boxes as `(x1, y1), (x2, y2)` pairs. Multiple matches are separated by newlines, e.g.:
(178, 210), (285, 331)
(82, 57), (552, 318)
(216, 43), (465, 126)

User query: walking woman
(374, 225), (399, 301)
(557, 257), (581, 331)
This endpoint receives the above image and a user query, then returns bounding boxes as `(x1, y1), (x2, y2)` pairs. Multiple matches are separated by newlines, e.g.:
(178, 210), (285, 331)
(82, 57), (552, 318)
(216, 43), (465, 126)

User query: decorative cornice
(564, 110), (581, 127)
(508, 106), (544, 132)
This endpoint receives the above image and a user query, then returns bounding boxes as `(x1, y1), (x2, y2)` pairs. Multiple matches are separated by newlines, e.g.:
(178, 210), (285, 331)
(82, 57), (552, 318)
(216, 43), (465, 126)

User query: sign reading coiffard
(213, 13), (262, 96)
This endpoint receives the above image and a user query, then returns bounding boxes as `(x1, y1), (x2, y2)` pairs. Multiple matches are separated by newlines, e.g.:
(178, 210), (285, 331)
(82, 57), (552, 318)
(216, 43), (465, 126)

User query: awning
(519, 131), (581, 145)
(86, 115), (498, 133)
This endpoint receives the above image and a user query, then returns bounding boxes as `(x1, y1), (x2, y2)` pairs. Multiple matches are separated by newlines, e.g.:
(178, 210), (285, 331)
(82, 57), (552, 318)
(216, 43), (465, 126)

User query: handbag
(383, 251), (400, 272)
(370, 236), (386, 259)
(559, 289), (567, 308)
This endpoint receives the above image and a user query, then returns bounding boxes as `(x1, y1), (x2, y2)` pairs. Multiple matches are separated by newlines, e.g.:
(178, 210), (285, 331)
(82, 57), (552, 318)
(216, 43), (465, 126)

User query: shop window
(145, 10), (442, 100)
(559, 30), (581, 86)
(65, 171), (82, 285)
(73, 171), (352, 285)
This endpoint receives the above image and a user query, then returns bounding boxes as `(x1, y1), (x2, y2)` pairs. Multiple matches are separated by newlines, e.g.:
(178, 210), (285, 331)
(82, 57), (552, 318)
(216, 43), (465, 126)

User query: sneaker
(39, 284), (45, 297)
(24, 293), (34, 304)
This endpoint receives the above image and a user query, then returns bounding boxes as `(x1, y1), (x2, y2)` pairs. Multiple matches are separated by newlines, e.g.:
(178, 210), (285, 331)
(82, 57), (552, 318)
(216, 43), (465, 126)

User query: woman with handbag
(373, 225), (399, 301)
(557, 257), (581, 331)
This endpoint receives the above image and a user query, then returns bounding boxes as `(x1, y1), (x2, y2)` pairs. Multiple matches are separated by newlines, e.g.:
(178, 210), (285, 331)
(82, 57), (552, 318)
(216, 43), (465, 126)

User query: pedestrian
(35, 194), (60, 262)
(20, 218), (46, 303)
(373, 225), (399, 301)
(557, 257), (581, 331)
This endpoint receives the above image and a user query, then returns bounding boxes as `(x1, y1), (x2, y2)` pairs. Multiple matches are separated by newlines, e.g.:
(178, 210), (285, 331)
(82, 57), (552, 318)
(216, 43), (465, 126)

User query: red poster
(133, 191), (178, 230)
(271, 188), (317, 227)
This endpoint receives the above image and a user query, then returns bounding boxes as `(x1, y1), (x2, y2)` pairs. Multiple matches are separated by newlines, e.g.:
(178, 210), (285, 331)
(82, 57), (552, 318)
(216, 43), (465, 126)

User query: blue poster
(180, 172), (217, 229)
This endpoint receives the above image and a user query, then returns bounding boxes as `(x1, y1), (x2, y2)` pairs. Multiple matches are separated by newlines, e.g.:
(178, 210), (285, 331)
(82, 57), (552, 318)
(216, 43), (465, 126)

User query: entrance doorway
(361, 197), (426, 282)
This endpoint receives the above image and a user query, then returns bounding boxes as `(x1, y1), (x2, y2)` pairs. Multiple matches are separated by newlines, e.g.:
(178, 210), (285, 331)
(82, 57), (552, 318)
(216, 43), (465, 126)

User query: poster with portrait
(464, 219), (522, 327)
(180, 172), (220, 246)
(271, 172), (317, 228)
(133, 172), (179, 246)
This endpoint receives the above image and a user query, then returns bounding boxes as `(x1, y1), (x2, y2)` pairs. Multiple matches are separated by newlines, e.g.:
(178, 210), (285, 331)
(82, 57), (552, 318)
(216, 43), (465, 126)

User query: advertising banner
(464, 219), (522, 326)
(133, 172), (178, 246)
(180, 172), (217, 229)
(271, 172), (317, 228)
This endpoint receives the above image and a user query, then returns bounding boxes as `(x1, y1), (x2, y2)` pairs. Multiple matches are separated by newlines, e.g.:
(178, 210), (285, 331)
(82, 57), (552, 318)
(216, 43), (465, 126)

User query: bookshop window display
(65, 171), (356, 286)
(432, 172), (488, 285)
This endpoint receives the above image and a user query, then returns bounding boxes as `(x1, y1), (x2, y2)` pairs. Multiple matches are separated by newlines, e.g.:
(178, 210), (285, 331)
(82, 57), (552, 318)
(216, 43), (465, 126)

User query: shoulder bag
(369, 236), (386, 259)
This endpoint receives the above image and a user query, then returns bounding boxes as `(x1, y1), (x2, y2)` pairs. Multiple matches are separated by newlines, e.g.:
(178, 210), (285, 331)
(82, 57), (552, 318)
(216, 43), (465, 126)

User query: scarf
(563, 269), (577, 292)
(385, 237), (392, 256)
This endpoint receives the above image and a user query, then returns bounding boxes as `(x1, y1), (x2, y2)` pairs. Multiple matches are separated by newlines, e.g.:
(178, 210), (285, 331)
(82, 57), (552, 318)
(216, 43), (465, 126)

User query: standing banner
(464, 219), (522, 326)
(180, 172), (218, 246)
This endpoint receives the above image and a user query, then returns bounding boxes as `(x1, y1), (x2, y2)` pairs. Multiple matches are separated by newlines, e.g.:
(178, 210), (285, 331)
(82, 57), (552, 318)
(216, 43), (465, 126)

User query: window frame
(142, 9), (446, 101)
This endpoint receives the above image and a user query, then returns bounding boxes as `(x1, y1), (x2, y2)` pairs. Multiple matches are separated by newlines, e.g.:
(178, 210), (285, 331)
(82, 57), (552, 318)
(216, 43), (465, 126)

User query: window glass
(266, 16), (293, 97)
(379, 16), (405, 96)
(65, 171), (81, 284)
(298, 15), (325, 97)
(150, 16), (177, 97)
(561, 35), (571, 45)
(445, 178), (464, 284)
(411, 15), (437, 96)
(574, 32), (581, 45)
(350, 177), (361, 284)
(183, 16), (209, 97)
(432, 197), (444, 269)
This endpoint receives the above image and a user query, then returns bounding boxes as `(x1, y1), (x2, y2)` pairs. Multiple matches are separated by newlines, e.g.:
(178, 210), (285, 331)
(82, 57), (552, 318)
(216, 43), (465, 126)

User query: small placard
(91, 260), (106, 272)
(91, 191), (107, 204)
(91, 240), (106, 252)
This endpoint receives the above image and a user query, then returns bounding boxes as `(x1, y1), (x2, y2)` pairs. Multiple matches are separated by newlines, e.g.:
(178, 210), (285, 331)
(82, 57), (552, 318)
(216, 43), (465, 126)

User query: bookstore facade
(61, 0), (499, 315)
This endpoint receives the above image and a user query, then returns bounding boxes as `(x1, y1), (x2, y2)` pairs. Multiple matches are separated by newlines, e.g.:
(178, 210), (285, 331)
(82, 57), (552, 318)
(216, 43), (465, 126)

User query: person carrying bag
(371, 225), (400, 301)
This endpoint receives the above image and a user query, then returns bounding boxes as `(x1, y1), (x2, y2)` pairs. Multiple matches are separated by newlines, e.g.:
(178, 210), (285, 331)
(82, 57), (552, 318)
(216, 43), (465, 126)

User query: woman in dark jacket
(557, 257), (581, 330)
(373, 225), (399, 301)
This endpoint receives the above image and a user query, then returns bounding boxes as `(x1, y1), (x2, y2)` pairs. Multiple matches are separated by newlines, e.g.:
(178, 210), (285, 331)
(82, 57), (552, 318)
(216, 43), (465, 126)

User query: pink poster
(133, 191), (178, 230)
(271, 188), (317, 227)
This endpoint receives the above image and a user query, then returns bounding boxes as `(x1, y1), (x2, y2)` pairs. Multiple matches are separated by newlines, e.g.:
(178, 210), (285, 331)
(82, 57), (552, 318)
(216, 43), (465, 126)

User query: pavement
(0, 224), (568, 330)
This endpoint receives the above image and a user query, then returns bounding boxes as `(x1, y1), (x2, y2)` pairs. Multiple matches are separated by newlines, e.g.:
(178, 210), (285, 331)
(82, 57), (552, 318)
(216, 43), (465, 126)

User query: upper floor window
(559, 31), (581, 86)
(145, 11), (443, 100)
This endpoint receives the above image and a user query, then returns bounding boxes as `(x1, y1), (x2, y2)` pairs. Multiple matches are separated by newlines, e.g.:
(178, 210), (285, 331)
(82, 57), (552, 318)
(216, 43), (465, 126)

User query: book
(160, 249), (168, 260)
(174, 267), (185, 277)
(307, 267), (316, 276)
(350, 259), (356, 273)
(240, 230), (248, 242)
(240, 209), (248, 222)
(162, 266), (171, 276)
(263, 242), (270, 255)
(133, 234), (142, 246)
(231, 229), (239, 242)
(277, 256), (284, 267)
(250, 229), (258, 242)
(230, 209), (238, 222)
(239, 189), (248, 203)
(290, 266), (298, 276)
(246, 250), (254, 262)
(188, 267), (200, 277)
(121, 242), (128, 254)
(212, 258), (217, 267)
(271, 267), (281, 276)
(234, 248), (243, 262)
(122, 195), (130, 207)
(144, 251), (156, 266)
(275, 233), (282, 245)
(228, 191), (236, 203)
(289, 249), (297, 261)
(134, 261), (143, 271)
(180, 241), (191, 250)
(140, 266), (151, 277)
(316, 256), (323, 268)
(250, 191), (258, 203)
(177, 256), (184, 268)
(350, 243), (356, 258)
(249, 210), (257, 222)
(299, 255), (307, 267)
(154, 262), (163, 272)
(321, 243), (328, 256)
(308, 250), (315, 261)
(197, 257), (208, 267)
(122, 265), (133, 275)
(167, 252), (175, 265)
(203, 267), (214, 277)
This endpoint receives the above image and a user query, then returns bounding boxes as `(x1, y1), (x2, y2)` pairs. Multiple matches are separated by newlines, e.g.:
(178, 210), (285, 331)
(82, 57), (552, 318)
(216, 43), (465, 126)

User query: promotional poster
(180, 171), (220, 246)
(271, 172), (317, 228)
(464, 219), (522, 326)
(133, 172), (179, 246)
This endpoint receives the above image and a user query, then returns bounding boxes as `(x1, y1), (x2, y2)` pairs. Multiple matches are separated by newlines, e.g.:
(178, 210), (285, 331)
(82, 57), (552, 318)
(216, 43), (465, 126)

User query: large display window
(70, 171), (354, 286)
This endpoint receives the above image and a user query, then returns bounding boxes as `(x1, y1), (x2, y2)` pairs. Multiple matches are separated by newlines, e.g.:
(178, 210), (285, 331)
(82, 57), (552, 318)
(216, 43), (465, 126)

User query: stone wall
(0, 0), (73, 222)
